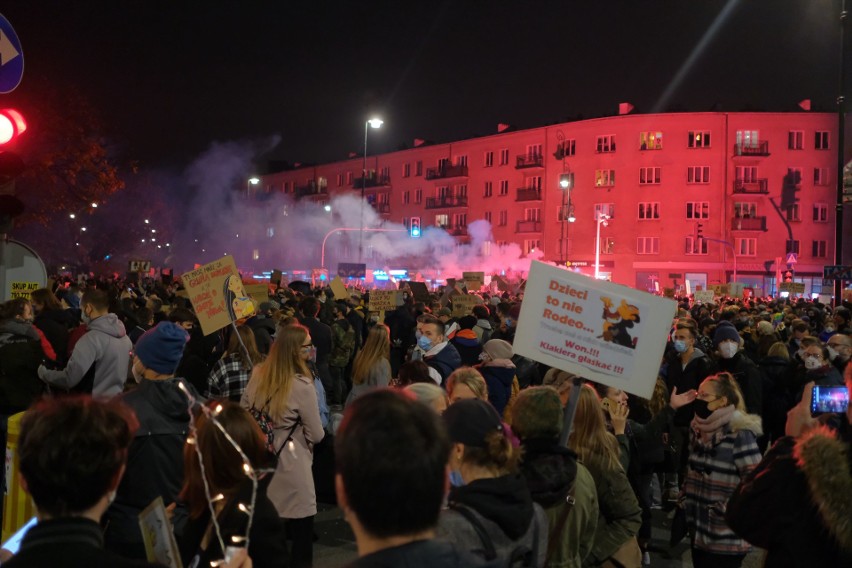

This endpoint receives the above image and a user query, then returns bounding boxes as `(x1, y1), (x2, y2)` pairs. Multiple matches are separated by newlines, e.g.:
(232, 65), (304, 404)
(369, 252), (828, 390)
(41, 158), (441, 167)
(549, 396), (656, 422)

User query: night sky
(2, 1), (847, 170)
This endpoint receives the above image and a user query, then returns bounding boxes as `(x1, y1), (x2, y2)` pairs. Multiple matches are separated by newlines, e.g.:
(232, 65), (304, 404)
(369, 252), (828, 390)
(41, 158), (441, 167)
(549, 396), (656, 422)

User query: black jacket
(0, 320), (46, 415)
(665, 348), (716, 426)
(346, 539), (500, 568)
(300, 316), (333, 386)
(33, 308), (75, 362)
(717, 352), (762, 415)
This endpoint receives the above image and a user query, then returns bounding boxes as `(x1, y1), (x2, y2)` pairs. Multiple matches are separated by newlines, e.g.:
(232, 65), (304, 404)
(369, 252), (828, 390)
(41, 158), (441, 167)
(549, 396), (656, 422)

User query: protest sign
(369, 290), (403, 312)
(452, 294), (481, 317)
(180, 255), (255, 336)
(329, 276), (348, 300)
(244, 283), (269, 306)
(10, 281), (38, 300)
(129, 260), (151, 273)
(728, 282), (745, 298)
(407, 281), (430, 302)
(139, 496), (182, 568)
(492, 274), (511, 292)
(663, 287), (675, 298)
(514, 261), (676, 399)
(694, 290), (715, 304)
(270, 269), (282, 286)
(463, 271), (485, 291)
(779, 282), (806, 294)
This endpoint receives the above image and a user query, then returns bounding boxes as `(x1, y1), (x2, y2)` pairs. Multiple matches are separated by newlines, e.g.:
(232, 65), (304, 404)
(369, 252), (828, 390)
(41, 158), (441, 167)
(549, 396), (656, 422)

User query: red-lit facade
(259, 112), (838, 296)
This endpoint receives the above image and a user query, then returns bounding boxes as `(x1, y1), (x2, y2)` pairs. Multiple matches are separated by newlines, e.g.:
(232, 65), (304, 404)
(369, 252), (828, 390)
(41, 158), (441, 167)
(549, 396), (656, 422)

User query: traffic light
(0, 109), (26, 146)
(696, 222), (704, 239)
(0, 109), (27, 232)
(410, 217), (421, 238)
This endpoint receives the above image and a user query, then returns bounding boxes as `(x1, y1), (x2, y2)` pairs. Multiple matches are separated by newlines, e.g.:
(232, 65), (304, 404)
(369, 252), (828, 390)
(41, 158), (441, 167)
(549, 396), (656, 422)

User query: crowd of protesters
(0, 273), (850, 567)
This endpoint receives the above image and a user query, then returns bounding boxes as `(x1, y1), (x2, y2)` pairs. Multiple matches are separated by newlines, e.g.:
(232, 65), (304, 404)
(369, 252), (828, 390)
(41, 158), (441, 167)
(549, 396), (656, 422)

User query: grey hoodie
(39, 313), (132, 398)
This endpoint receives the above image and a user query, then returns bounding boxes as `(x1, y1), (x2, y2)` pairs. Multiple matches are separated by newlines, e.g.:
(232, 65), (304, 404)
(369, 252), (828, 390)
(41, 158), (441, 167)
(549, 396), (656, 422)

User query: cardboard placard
(451, 294), (481, 317)
(139, 496), (183, 568)
(779, 282), (806, 294)
(329, 276), (348, 300)
(694, 290), (716, 304)
(180, 255), (255, 336)
(369, 290), (403, 312)
(463, 271), (485, 291)
(271, 269), (283, 286)
(710, 284), (730, 296)
(408, 281), (430, 302)
(10, 281), (38, 300)
(244, 283), (269, 306)
(728, 282), (745, 298)
(513, 261), (676, 399)
(492, 274), (511, 292)
(129, 260), (151, 273)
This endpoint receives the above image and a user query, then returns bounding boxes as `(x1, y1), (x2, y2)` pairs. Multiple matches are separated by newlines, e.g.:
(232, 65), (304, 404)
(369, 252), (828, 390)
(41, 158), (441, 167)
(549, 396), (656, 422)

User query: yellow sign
(10, 281), (38, 300)
(330, 276), (348, 301)
(452, 294), (481, 317)
(180, 255), (255, 336)
(369, 290), (402, 312)
(463, 271), (485, 291)
(244, 284), (269, 306)
(779, 282), (806, 294)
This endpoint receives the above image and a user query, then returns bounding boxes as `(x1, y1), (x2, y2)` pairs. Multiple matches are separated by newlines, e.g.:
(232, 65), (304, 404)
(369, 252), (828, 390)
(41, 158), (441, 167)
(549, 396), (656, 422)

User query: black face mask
(693, 399), (714, 419)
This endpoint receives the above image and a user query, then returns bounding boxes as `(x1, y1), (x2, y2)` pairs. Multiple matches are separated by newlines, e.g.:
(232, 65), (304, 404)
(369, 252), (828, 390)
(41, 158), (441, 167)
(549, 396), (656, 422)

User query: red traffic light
(0, 109), (26, 145)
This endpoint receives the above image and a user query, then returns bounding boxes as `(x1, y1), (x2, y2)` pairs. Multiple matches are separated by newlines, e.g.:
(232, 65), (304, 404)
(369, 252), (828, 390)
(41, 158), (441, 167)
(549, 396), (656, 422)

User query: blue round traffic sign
(0, 14), (24, 94)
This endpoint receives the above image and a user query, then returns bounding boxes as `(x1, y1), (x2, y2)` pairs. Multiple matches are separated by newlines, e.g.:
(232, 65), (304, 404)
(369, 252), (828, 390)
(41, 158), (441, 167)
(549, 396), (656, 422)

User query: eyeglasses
(696, 392), (718, 401)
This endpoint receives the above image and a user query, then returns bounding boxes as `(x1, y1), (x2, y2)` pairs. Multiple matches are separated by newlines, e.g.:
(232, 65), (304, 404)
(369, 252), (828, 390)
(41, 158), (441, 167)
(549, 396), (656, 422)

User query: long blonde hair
(352, 324), (390, 385)
(702, 372), (747, 412)
(446, 367), (489, 400)
(568, 384), (622, 472)
(225, 325), (264, 369)
(244, 324), (310, 419)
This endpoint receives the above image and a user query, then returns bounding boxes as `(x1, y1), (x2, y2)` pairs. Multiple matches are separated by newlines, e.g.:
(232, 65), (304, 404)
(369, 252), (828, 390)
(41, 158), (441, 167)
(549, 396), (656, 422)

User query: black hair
(300, 297), (320, 318)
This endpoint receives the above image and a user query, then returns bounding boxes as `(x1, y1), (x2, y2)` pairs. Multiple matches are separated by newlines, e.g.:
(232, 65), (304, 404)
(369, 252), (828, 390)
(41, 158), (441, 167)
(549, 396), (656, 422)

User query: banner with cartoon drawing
(513, 261), (676, 399)
(180, 255), (255, 336)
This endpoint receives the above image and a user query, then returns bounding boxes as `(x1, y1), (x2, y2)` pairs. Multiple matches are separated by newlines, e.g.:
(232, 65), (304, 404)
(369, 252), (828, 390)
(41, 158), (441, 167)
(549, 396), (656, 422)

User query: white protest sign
(139, 496), (183, 568)
(369, 290), (403, 312)
(694, 290), (715, 304)
(513, 261), (676, 399)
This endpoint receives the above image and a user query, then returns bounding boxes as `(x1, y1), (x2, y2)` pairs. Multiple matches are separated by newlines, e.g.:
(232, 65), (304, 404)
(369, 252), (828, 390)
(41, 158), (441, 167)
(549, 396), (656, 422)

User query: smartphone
(600, 397), (613, 412)
(1, 517), (37, 555)
(810, 385), (849, 417)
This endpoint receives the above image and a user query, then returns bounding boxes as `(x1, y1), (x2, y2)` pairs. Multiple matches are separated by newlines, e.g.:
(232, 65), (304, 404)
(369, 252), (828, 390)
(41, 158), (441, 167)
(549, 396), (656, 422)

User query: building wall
(259, 112), (837, 296)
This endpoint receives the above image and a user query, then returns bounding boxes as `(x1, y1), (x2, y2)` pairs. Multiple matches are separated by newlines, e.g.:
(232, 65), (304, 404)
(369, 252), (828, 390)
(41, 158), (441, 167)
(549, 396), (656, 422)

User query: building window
(415, 188), (422, 203)
(453, 213), (467, 227)
(734, 202), (756, 219)
(688, 131), (711, 148)
(526, 144), (542, 157)
(526, 176), (543, 191)
(686, 202), (710, 219)
(637, 202), (660, 220)
(687, 166), (710, 184)
(499, 148), (509, 165)
(812, 240), (827, 257)
(736, 166), (759, 183)
(594, 203), (616, 219)
(814, 167), (830, 186)
(685, 237), (708, 255)
(434, 214), (449, 228)
(596, 135), (616, 153)
(595, 169), (616, 187)
(415, 161), (423, 176)
(788, 130), (803, 150)
(402, 217), (409, 229)
(484, 151), (494, 167)
(380, 166), (390, 181)
(787, 167), (803, 185)
(786, 204), (800, 221)
(498, 210), (508, 226)
(455, 155), (468, 166)
(815, 131), (830, 150)
(637, 237), (660, 255)
(499, 180), (509, 196)
(639, 167), (661, 185)
(736, 130), (760, 149)
(813, 203), (828, 222)
(639, 131), (663, 150)
(403, 191), (410, 205)
(346, 172), (354, 185)
(484, 181), (493, 197)
(436, 185), (451, 199)
(456, 184), (468, 199)
(403, 163), (411, 178)
(557, 139), (576, 157)
(601, 237), (615, 254)
(484, 211), (492, 224)
(524, 240), (542, 255)
(524, 208), (541, 222)
(736, 238), (757, 256)
(786, 240), (800, 254)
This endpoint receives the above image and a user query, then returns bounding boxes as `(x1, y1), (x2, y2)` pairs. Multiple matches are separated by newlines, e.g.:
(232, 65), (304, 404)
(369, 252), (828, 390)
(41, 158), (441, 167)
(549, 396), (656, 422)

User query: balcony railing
(734, 141), (770, 156)
(375, 203), (390, 214)
(449, 225), (468, 236)
(515, 154), (543, 169)
(731, 216), (767, 231)
(425, 164), (469, 180)
(295, 183), (328, 198)
(425, 195), (468, 209)
(733, 178), (768, 194)
(353, 174), (391, 189)
(516, 220), (542, 233)
(516, 188), (542, 201)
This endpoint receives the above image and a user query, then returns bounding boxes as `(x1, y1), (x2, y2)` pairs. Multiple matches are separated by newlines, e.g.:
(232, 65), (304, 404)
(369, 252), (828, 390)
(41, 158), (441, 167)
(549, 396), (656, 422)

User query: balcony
(449, 225), (468, 237)
(516, 188), (542, 201)
(515, 154), (544, 169)
(734, 141), (770, 156)
(425, 164), (469, 180)
(733, 178), (768, 194)
(516, 220), (542, 233)
(295, 183), (328, 198)
(731, 216), (767, 231)
(374, 203), (390, 214)
(425, 195), (468, 209)
(353, 174), (391, 189)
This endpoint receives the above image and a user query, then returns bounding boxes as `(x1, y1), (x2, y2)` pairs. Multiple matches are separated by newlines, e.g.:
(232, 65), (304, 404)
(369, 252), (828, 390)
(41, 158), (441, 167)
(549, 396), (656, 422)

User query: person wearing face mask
(420, 320), (462, 386)
(794, 344), (844, 398)
(38, 289), (133, 398)
(103, 321), (192, 560)
(826, 333), (851, 374)
(476, 339), (517, 419)
(681, 372), (763, 568)
(713, 322), (762, 416)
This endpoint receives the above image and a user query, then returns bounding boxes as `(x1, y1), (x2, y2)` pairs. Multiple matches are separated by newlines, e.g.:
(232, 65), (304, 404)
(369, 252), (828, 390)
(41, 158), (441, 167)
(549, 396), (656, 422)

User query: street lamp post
(594, 211), (610, 280)
(359, 118), (383, 263)
(247, 177), (259, 198)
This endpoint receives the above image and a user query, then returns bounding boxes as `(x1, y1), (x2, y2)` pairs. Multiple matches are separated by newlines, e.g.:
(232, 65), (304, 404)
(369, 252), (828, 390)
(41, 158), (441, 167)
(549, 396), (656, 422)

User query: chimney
(497, 123), (511, 133)
(618, 102), (635, 115)
(414, 138), (426, 147)
(798, 99), (811, 111)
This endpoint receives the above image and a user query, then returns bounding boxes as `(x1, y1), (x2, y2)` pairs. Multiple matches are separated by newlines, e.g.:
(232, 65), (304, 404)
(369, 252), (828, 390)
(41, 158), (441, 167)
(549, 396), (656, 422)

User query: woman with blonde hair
(207, 325), (264, 401)
(242, 323), (324, 568)
(446, 367), (489, 404)
(405, 382), (449, 414)
(344, 324), (391, 408)
(569, 384), (642, 568)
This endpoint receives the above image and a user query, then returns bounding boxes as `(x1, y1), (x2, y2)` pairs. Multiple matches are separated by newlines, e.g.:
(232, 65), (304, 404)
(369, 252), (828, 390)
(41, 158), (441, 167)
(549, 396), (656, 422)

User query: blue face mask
(673, 339), (688, 353)
(417, 335), (433, 351)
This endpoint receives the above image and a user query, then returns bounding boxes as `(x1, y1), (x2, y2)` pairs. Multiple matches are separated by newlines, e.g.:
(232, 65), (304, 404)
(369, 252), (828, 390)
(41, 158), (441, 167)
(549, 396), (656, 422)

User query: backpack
(248, 395), (302, 464)
(449, 503), (539, 568)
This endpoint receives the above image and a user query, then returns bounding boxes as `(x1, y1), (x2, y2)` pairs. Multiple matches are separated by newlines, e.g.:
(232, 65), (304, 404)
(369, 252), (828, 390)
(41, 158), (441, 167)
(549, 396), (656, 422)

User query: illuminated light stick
(177, 381), (260, 567)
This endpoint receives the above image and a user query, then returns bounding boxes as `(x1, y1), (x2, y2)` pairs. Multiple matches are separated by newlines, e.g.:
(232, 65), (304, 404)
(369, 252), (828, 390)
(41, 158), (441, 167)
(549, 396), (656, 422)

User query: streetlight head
(367, 118), (383, 129)
(69, 213), (76, 219)
(324, 204), (332, 212)
(248, 177), (260, 185)
(568, 213), (576, 223)
(91, 202), (98, 208)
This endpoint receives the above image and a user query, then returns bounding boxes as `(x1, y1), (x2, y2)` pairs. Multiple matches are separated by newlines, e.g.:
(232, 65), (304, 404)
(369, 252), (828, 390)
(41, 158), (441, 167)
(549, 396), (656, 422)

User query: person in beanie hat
(476, 339), (518, 419)
(103, 321), (196, 559)
(436, 399), (548, 566)
(713, 321), (762, 415)
(512, 386), (599, 568)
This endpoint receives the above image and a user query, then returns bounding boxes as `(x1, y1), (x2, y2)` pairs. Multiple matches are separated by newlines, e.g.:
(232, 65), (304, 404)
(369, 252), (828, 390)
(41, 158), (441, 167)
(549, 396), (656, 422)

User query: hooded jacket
(479, 364), (516, 417)
(726, 421), (852, 567)
(451, 329), (483, 366)
(436, 473), (548, 567)
(474, 319), (493, 345)
(0, 320), (47, 414)
(38, 313), (132, 398)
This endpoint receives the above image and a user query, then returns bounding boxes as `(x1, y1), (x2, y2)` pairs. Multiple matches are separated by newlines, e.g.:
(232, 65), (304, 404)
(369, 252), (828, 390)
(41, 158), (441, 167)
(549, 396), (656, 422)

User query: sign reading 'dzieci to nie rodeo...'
(513, 261), (677, 399)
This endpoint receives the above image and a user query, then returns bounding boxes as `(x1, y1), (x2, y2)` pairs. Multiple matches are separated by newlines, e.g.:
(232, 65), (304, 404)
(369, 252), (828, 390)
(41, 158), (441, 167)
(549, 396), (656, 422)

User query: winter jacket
(717, 352), (762, 415)
(345, 359), (391, 408)
(0, 320), (47, 415)
(346, 539), (500, 568)
(519, 439), (599, 568)
(33, 308), (75, 363)
(104, 377), (196, 557)
(479, 364), (516, 417)
(330, 318), (356, 368)
(424, 342), (462, 385)
(451, 329), (483, 367)
(38, 313), (132, 398)
(726, 422), (852, 567)
(474, 319), (493, 345)
(437, 473), (549, 567)
(665, 348), (716, 426)
(683, 409), (763, 555)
